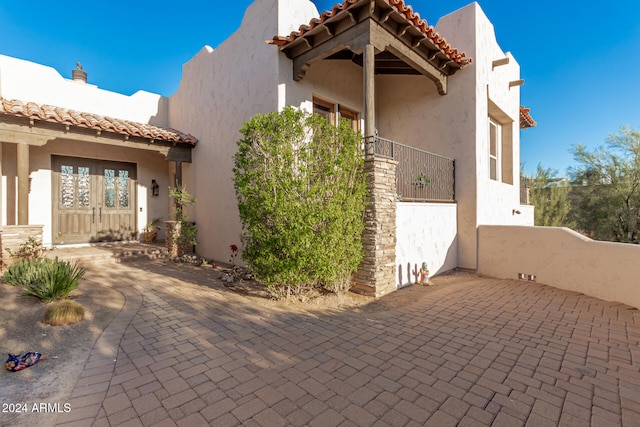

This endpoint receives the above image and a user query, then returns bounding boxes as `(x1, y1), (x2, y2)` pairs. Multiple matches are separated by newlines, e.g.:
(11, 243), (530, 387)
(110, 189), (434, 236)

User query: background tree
(529, 164), (572, 227)
(568, 126), (640, 243)
(233, 107), (367, 298)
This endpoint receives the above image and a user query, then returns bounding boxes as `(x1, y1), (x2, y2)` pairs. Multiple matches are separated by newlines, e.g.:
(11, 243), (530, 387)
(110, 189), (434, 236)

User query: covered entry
(0, 97), (197, 247)
(52, 156), (137, 244)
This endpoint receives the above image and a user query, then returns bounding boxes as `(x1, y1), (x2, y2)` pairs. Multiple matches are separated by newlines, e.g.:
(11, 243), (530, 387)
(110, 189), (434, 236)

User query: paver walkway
(49, 262), (640, 426)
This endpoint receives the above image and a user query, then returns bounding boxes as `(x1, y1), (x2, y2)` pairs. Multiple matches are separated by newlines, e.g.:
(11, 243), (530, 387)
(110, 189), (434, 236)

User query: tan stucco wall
(396, 202), (458, 287)
(1, 140), (171, 245)
(431, 3), (531, 269)
(477, 225), (640, 309)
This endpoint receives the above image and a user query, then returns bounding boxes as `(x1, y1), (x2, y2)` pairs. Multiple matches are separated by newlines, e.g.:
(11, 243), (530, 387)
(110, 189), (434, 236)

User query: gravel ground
(0, 270), (124, 426)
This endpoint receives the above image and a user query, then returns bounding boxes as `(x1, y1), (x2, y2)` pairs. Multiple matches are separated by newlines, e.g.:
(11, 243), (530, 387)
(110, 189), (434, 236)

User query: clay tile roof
(520, 105), (537, 129)
(268, 0), (471, 66)
(0, 97), (198, 145)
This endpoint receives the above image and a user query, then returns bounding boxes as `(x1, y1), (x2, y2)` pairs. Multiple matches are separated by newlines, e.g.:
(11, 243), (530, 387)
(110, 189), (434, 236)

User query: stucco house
(0, 0), (536, 296)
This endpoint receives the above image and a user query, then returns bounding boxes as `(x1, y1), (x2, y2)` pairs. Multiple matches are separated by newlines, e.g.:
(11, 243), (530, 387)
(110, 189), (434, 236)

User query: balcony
(366, 136), (455, 203)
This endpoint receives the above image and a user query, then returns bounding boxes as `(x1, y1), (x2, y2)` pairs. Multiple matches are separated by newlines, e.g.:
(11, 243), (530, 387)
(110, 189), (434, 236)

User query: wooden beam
(412, 35), (427, 48)
(0, 119), (178, 156)
(509, 79), (525, 87)
(292, 20), (372, 81)
(492, 57), (510, 69)
(380, 9), (393, 24)
(17, 143), (29, 225)
(369, 21), (447, 95)
(397, 24), (411, 38)
(364, 42), (375, 157)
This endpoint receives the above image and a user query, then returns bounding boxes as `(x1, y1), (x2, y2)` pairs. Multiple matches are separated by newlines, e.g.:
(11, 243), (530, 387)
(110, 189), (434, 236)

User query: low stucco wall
(477, 225), (640, 309)
(396, 202), (457, 287)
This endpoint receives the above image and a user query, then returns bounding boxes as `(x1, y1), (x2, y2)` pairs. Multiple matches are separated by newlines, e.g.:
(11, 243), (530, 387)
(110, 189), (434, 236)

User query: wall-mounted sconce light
(151, 179), (160, 197)
(512, 209), (521, 215)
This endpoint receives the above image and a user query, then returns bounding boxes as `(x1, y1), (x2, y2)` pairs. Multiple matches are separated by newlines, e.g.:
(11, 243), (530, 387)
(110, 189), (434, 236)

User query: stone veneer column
(164, 221), (193, 258)
(352, 157), (397, 297)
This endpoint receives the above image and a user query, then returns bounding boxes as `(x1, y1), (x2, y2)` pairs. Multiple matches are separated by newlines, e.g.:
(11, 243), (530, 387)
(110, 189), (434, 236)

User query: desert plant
(22, 258), (85, 302)
(44, 300), (85, 326)
(3, 258), (46, 286)
(5, 237), (52, 261)
(143, 218), (162, 243)
(168, 186), (198, 246)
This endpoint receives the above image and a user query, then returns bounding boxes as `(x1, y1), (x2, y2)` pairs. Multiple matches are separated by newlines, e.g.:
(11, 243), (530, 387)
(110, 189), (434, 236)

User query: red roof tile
(268, 0), (470, 66)
(520, 105), (536, 129)
(0, 97), (197, 145)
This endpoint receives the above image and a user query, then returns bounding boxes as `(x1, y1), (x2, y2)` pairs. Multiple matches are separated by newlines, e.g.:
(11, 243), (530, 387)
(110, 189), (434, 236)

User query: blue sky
(1, 0), (639, 176)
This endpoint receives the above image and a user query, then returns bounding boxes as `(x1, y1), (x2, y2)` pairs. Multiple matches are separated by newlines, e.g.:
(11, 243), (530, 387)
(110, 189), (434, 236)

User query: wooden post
(363, 43), (376, 158)
(17, 143), (29, 225)
(175, 160), (183, 187)
(0, 142), (3, 227)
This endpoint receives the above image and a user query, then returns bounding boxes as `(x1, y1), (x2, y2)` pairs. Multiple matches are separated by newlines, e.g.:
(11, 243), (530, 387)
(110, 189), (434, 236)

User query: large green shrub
(233, 107), (366, 297)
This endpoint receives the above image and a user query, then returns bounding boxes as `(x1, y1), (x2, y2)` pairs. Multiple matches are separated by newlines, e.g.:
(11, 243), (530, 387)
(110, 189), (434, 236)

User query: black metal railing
(366, 136), (455, 202)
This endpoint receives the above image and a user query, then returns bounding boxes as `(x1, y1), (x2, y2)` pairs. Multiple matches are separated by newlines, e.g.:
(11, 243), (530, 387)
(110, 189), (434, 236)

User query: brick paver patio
(45, 261), (640, 426)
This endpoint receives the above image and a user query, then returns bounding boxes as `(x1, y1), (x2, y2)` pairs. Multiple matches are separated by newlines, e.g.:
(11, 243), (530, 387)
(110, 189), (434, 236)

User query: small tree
(168, 185), (197, 246)
(233, 107), (366, 297)
(568, 126), (640, 243)
(530, 164), (572, 227)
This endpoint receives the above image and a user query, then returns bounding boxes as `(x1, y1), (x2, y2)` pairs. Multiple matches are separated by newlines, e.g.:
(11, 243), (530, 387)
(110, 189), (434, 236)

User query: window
(487, 99), (514, 184)
(313, 97), (359, 131)
(489, 118), (500, 181)
(339, 106), (359, 132)
(313, 97), (334, 123)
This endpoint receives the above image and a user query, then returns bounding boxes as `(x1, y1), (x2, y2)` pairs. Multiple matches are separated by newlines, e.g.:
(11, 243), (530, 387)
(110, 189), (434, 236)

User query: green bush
(168, 186), (198, 246)
(233, 107), (366, 297)
(3, 258), (46, 286)
(21, 258), (85, 302)
(5, 237), (52, 261)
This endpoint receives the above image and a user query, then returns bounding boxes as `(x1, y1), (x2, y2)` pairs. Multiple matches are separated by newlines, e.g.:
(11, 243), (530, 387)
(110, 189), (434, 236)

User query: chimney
(72, 62), (87, 83)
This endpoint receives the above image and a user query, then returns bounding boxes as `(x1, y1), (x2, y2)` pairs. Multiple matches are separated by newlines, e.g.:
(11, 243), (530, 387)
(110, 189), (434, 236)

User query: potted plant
(143, 218), (161, 244)
(413, 172), (430, 189)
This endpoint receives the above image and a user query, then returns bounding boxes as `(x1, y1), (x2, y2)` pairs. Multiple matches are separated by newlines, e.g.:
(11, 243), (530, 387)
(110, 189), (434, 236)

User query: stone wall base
(164, 221), (194, 258)
(0, 225), (45, 268)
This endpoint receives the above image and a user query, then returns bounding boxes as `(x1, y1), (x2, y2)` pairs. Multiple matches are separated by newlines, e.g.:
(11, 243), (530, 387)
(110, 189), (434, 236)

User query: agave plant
(3, 258), (49, 286)
(22, 258), (85, 302)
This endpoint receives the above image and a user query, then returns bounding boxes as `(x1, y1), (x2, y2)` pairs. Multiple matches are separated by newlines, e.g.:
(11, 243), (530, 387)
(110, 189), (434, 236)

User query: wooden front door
(52, 156), (137, 244)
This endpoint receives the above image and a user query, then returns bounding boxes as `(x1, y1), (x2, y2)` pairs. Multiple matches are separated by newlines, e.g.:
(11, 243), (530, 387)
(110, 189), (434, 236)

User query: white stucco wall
(168, 0), (324, 262)
(478, 225), (640, 309)
(396, 202), (458, 287)
(426, 3), (531, 269)
(0, 54), (169, 126)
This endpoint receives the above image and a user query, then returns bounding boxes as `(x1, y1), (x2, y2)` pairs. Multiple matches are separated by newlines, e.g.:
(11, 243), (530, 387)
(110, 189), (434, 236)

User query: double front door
(52, 156), (137, 244)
